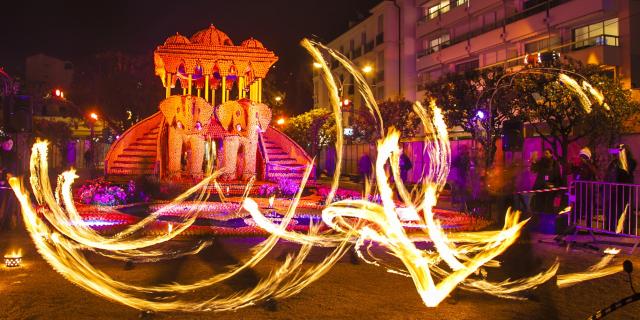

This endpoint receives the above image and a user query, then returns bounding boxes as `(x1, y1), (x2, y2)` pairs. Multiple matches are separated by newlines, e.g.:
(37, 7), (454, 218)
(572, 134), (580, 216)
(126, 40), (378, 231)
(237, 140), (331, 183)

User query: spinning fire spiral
(8, 39), (620, 312)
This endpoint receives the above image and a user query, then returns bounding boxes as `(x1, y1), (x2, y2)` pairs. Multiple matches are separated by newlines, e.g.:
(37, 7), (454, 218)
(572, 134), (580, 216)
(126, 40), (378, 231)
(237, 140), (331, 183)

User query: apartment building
(313, 0), (418, 120)
(25, 53), (74, 99)
(416, 0), (640, 100)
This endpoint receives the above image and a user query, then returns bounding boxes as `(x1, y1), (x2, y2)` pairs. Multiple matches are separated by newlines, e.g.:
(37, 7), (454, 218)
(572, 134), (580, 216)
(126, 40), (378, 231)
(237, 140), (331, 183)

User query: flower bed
(76, 178), (150, 206)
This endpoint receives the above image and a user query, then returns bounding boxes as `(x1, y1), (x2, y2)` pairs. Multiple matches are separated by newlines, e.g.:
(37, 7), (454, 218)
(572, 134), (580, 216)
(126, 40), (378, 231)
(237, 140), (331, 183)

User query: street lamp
(274, 96), (282, 103)
(276, 117), (286, 126)
(87, 112), (99, 172)
(361, 65), (373, 74)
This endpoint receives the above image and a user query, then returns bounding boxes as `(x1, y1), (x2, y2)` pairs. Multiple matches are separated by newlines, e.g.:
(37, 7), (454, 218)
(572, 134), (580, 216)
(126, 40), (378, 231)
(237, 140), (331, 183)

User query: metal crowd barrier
(569, 180), (639, 238)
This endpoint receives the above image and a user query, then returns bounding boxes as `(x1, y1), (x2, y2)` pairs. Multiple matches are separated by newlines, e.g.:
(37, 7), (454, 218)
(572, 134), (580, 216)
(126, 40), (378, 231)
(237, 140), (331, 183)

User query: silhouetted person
(399, 151), (412, 185)
(571, 147), (598, 228)
(605, 144), (637, 234)
(451, 147), (471, 209)
(84, 149), (93, 168)
(530, 149), (561, 214)
(357, 153), (372, 184)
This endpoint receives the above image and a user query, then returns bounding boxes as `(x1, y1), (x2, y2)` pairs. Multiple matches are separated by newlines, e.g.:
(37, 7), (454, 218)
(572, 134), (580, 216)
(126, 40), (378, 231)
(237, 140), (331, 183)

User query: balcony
(352, 47), (363, 59)
(417, 0), (604, 70)
(364, 40), (375, 53)
(417, 40), (452, 58)
(376, 70), (384, 83)
(421, 0), (570, 49)
(417, 2), (470, 36)
(375, 33), (384, 46)
(566, 35), (621, 67)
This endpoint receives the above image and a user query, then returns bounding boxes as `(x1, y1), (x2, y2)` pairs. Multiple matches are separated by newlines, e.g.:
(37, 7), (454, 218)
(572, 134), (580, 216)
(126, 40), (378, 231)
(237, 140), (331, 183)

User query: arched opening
(226, 63), (238, 100)
(211, 62), (222, 105)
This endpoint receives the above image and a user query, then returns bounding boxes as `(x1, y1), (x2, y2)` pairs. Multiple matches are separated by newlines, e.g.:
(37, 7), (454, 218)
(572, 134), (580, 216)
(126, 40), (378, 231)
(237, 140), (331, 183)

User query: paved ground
(1, 226), (640, 320)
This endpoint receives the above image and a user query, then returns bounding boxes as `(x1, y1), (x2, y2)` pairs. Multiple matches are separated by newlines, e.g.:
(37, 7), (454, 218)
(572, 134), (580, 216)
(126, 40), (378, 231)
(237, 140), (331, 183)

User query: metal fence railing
(569, 181), (639, 238)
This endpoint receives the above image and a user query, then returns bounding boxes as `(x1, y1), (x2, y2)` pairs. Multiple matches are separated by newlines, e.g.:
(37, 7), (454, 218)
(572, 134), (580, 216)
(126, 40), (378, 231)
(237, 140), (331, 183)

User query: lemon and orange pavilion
(104, 25), (312, 183)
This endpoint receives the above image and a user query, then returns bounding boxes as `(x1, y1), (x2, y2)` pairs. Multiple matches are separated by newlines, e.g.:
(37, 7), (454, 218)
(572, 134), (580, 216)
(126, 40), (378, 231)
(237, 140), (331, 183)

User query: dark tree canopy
(510, 60), (640, 170)
(33, 119), (72, 147)
(424, 67), (518, 166)
(70, 51), (164, 130)
(424, 59), (640, 175)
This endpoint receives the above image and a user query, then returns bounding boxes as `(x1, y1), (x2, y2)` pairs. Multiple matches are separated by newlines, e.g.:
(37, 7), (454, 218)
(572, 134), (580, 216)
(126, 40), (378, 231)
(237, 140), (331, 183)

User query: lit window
(429, 34), (450, 52)
(451, 0), (468, 7)
(426, 1), (451, 20)
(573, 18), (619, 50)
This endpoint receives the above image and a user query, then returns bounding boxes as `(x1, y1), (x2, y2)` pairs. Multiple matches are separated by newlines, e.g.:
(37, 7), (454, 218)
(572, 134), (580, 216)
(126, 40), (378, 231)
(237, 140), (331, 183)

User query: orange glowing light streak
(581, 80), (609, 110)
(557, 265), (623, 288)
(31, 141), (216, 256)
(8, 38), (623, 312)
(555, 211), (628, 288)
(299, 40), (556, 306)
(244, 163), (350, 247)
(615, 204), (629, 234)
(558, 74), (592, 113)
(301, 39), (344, 205)
(10, 176), (330, 311)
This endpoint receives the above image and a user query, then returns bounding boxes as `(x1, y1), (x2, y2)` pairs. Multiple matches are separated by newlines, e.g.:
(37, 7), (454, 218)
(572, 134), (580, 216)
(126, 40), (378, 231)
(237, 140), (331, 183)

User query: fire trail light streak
(8, 38), (621, 312)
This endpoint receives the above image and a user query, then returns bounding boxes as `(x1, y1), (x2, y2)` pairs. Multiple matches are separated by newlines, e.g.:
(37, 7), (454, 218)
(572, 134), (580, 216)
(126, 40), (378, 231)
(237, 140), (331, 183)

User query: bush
(258, 183), (278, 197)
(76, 178), (151, 206)
(76, 178), (128, 206)
(277, 178), (300, 196)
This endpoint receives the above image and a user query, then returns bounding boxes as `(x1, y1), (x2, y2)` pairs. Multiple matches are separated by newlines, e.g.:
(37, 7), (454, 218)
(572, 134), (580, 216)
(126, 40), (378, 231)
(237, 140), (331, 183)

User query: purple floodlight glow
(476, 110), (485, 120)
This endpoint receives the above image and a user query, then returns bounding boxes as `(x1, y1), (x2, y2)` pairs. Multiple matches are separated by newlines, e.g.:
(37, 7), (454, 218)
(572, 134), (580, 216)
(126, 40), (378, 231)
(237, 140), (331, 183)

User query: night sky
(0, 0), (381, 114)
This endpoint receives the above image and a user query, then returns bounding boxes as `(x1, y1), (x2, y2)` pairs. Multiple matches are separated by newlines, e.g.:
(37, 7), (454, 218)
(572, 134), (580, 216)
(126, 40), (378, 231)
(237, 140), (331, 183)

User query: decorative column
(187, 74), (193, 95)
(238, 76), (245, 99)
(258, 78), (263, 103)
(251, 82), (257, 101)
(212, 88), (216, 106)
(221, 76), (227, 103)
(167, 127), (184, 176)
(165, 73), (171, 98)
(204, 75), (210, 102)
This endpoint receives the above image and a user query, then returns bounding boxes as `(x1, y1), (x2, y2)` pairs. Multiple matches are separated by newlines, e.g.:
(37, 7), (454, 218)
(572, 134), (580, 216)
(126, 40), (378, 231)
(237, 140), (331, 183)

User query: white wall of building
(415, 0), (640, 100)
(314, 0), (640, 127)
(313, 0), (418, 116)
(25, 53), (74, 99)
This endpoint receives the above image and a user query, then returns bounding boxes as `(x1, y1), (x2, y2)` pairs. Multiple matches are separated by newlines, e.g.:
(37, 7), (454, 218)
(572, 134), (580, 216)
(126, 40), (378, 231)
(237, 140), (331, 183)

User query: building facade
(25, 53), (74, 100)
(313, 0), (418, 121)
(416, 0), (640, 100)
(316, 0), (640, 108)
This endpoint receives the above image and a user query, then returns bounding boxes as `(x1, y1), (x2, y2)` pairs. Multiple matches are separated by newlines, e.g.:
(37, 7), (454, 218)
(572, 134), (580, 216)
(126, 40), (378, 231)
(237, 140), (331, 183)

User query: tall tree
(349, 98), (422, 143)
(282, 108), (335, 157)
(424, 67), (517, 167)
(511, 60), (640, 174)
(32, 119), (72, 146)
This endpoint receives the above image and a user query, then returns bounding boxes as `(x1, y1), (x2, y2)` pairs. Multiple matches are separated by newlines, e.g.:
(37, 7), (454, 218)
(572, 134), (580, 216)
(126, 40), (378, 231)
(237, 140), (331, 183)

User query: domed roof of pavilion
(241, 38), (265, 49)
(164, 33), (191, 45)
(190, 24), (233, 46)
(154, 24), (278, 80)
